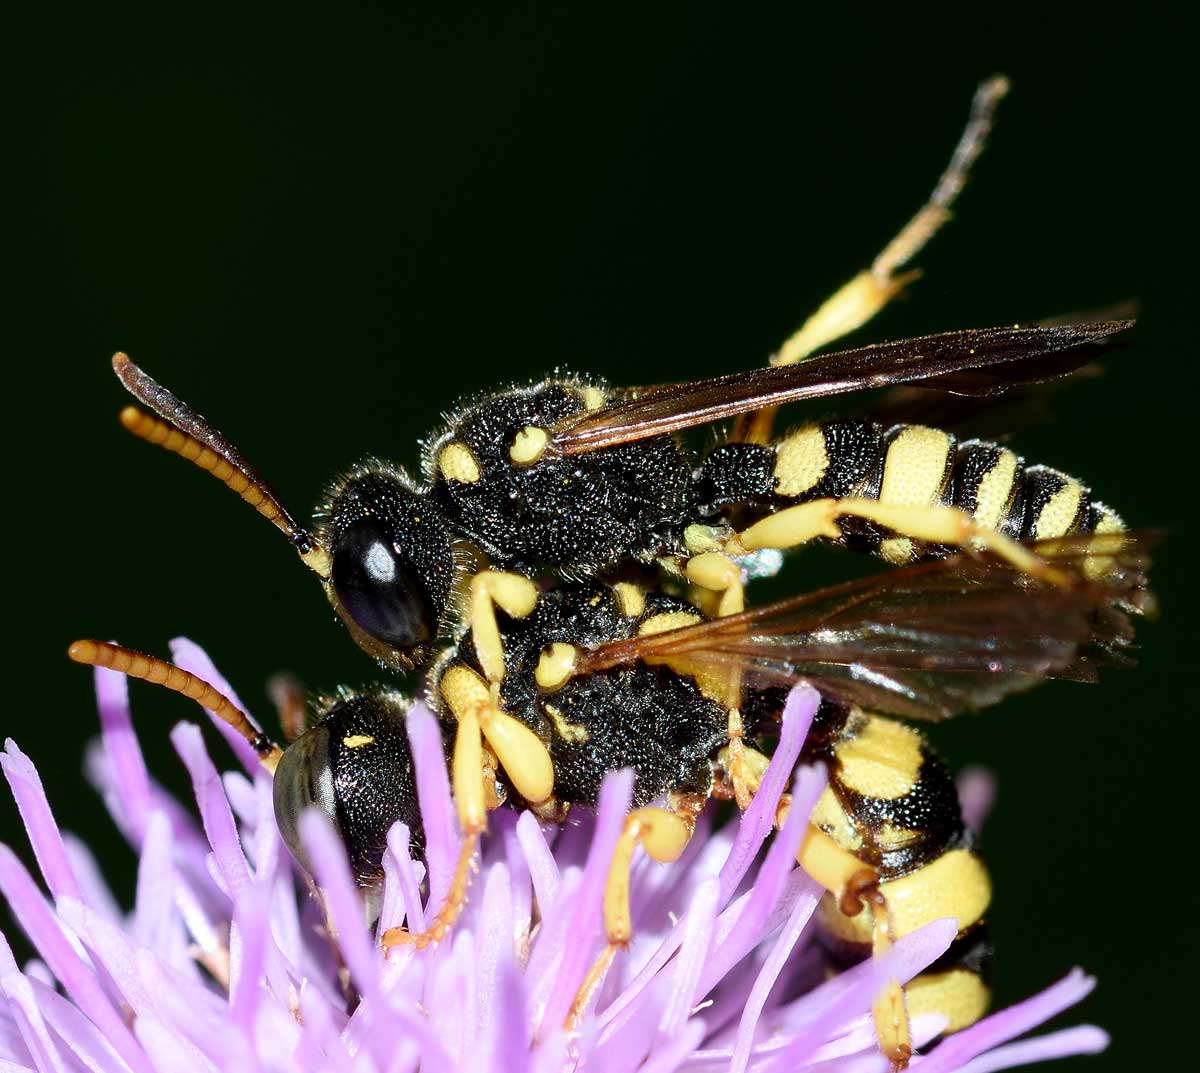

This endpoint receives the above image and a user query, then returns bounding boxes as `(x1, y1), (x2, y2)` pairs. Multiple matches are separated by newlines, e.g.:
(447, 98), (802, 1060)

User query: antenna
(69, 639), (281, 771)
(112, 353), (331, 578)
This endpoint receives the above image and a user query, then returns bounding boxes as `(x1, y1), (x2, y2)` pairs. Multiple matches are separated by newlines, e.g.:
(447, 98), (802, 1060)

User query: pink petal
(0, 850), (150, 1073)
(404, 703), (458, 908)
(915, 968), (1098, 1073)
(170, 723), (252, 900)
(0, 743), (80, 903)
(538, 768), (633, 1033)
(93, 667), (151, 846)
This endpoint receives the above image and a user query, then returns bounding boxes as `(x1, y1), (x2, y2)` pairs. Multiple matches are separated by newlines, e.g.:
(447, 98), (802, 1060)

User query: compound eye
(272, 725), (334, 872)
(331, 518), (437, 649)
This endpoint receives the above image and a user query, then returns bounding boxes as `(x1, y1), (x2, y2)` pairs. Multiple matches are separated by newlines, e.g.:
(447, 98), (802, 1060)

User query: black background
(10, 5), (1195, 1070)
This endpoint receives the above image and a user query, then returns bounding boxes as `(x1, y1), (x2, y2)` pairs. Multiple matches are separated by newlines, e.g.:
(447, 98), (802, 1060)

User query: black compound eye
(272, 725), (334, 872)
(332, 517), (437, 649)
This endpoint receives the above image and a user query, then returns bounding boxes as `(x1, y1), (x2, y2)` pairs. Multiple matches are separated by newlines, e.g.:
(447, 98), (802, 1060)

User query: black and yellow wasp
(70, 78), (1153, 1066)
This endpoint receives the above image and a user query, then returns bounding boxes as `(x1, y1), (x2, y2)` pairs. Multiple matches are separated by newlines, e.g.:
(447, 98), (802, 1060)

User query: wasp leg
(683, 553), (766, 808)
(567, 794), (703, 1028)
(382, 664), (556, 950)
(381, 703), (486, 950)
(469, 570), (539, 686)
(727, 497), (1068, 585)
(738, 76), (1009, 444)
(792, 818), (912, 1069)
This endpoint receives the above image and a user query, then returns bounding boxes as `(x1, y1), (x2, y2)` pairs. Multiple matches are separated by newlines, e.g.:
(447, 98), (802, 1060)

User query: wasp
(69, 531), (1146, 1061)
(70, 77), (1154, 1065)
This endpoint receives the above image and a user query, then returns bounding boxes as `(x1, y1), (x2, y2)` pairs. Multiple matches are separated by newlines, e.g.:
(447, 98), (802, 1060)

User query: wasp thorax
(324, 469), (457, 667)
(272, 692), (426, 884)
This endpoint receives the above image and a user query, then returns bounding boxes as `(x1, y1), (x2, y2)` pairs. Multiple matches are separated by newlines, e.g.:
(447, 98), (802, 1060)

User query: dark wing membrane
(580, 534), (1150, 721)
(551, 321), (1131, 456)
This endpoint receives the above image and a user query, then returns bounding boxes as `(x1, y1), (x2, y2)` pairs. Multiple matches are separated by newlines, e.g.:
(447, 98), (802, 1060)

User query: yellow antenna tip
(118, 406), (143, 430)
(68, 639), (101, 664)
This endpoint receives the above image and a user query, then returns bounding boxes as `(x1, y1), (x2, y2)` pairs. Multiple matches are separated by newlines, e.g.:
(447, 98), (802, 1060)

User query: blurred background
(11, 4), (1194, 1069)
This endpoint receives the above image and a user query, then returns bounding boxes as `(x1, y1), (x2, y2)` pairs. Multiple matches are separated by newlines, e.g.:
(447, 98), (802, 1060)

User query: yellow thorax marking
(510, 425), (549, 465)
(438, 441), (482, 483)
(535, 643), (579, 692)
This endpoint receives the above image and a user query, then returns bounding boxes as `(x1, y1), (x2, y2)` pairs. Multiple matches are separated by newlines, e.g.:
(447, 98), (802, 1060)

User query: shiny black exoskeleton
(273, 690), (425, 884)
(275, 579), (731, 884)
(318, 378), (700, 669)
(431, 381), (693, 571)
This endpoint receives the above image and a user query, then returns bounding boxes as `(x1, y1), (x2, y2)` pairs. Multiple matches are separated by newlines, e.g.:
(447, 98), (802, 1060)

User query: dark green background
(11, 6), (1194, 1070)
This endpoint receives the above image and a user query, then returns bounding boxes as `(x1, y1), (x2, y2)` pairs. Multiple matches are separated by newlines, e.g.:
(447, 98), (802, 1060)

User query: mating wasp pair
(71, 77), (1153, 1066)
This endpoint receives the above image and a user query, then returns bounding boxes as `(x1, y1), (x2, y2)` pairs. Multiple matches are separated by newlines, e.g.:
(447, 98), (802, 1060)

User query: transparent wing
(581, 532), (1152, 721)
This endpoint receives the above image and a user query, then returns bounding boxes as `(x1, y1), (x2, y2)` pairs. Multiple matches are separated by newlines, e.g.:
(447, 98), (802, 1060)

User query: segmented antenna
(112, 353), (330, 578)
(68, 639), (281, 771)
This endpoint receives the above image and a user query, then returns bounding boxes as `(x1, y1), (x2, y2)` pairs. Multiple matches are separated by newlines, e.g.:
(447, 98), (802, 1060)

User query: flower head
(1, 640), (1107, 1072)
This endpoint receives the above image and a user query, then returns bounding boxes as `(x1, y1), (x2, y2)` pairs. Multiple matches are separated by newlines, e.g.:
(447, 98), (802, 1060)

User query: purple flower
(1, 640), (1108, 1072)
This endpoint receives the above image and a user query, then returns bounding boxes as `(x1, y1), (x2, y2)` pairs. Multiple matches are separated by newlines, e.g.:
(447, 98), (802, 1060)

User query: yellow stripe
(774, 425), (830, 496)
(879, 427), (953, 508)
(972, 448), (1018, 530)
(1034, 478), (1082, 539)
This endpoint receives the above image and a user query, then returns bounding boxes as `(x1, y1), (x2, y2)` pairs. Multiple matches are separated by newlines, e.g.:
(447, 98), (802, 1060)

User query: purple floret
(0, 641), (1108, 1072)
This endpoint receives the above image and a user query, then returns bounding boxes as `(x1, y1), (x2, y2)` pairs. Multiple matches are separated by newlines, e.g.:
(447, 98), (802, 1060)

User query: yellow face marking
(534, 642), (579, 692)
(509, 425), (549, 465)
(835, 716), (924, 800)
(905, 968), (991, 1033)
(612, 582), (646, 618)
(342, 734), (375, 749)
(971, 447), (1018, 530)
(817, 848), (991, 943)
(438, 441), (481, 483)
(1033, 478), (1083, 539)
(774, 425), (830, 497)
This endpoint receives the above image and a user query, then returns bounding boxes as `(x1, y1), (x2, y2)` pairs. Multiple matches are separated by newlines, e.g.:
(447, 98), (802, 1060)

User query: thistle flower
(1, 640), (1108, 1072)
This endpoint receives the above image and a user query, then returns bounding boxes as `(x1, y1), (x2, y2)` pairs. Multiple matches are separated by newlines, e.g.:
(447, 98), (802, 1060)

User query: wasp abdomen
(802, 704), (993, 1033)
(699, 421), (1124, 563)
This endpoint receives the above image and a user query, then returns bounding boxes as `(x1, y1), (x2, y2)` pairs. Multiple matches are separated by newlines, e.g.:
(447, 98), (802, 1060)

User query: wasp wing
(579, 534), (1151, 721)
(551, 321), (1131, 456)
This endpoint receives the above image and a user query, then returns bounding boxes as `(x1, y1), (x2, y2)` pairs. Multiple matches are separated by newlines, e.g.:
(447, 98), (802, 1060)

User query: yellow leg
(440, 664), (555, 807)
(795, 824), (911, 1068)
(381, 710), (487, 949)
(685, 553), (764, 808)
(469, 570), (539, 685)
(567, 797), (702, 1027)
(739, 76), (1009, 444)
(728, 496), (1068, 585)
(382, 663), (556, 950)
(604, 803), (698, 946)
(873, 925), (914, 1071)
